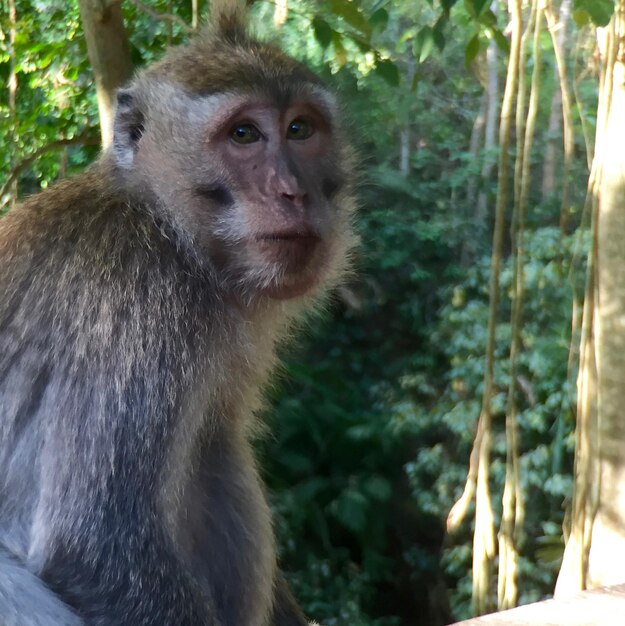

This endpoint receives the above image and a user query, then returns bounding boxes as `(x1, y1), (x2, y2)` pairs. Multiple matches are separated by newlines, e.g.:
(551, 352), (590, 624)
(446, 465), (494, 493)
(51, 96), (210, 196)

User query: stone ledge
(449, 584), (625, 625)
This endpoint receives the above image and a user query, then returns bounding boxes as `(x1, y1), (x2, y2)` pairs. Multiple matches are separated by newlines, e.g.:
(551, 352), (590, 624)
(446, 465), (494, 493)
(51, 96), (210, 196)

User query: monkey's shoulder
(4, 166), (119, 226)
(0, 166), (154, 267)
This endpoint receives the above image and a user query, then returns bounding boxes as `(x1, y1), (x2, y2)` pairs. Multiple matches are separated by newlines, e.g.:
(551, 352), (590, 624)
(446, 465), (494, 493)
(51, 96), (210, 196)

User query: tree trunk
(556, 1), (625, 596)
(461, 93), (487, 265)
(545, 0), (575, 231)
(541, 0), (571, 201)
(467, 92), (487, 208)
(192, 0), (200, 30)
(274, 0), (288, 26)
(399, 128), (410, 176)
(447, 0), (523, 615)
(7, 0), (18, 208)
(541, 78), (560, 199)
(498, 0), (544, 610)
(475, 3), (500, 227)
(77, 0), (133, 148)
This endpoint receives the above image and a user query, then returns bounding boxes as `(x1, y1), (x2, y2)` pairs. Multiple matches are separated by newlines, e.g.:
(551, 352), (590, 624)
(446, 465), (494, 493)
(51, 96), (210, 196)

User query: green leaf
(331, 31), (348, 66)
(413, 26), (434, 63)
(411, 70), (420, 91)
(330, 0), (372, 36)
(574, 0), (614, 26)
(374, 59), (400, 87)
(466, 0), (490, 17)
(572, 9), (591, 26)
(312, 16), (333, 49)
(441, 0), (459, 10)
(491, 28), (510, 54)
(478, 9), (497, 28)
(433, 28), (446, 52)
(279, 452), (314, 474)
(433, 15), (448, 51)
(347, 33), (372, 53)
(332, 488), (369, 533)
(465, 33), (480, 66)
(369, 7), (389, 31)
(363, 476), (392, 501)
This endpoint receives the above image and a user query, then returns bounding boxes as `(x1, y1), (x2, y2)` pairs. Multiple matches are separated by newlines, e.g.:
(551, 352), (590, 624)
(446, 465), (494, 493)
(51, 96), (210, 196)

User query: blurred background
(2, 0), (624, 624)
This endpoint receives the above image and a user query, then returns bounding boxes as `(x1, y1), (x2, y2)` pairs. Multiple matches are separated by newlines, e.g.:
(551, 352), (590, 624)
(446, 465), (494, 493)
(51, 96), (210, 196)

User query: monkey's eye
(286, 118), (315, 141)
(230, 123), (262, 145)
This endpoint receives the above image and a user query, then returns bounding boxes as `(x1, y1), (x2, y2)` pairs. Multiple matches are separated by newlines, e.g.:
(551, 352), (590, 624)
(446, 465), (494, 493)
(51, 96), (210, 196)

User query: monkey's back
(0, 162), (286, 625)
(0, 167), (217, 564)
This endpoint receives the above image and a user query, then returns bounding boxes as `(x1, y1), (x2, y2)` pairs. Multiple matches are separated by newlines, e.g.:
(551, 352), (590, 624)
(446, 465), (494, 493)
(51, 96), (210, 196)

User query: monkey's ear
(208, 0), (248, 43)
(113, 88), (145, 170)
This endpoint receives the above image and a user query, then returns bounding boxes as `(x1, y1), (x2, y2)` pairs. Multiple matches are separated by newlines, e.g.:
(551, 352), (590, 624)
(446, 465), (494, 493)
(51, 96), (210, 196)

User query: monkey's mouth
(256, 230), (320, 242)
(254, 231), (321, 272)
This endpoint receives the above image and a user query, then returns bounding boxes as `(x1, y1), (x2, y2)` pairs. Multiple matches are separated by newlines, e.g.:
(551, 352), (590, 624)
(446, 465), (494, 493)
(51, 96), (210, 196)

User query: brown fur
(0, 2), (356, 625)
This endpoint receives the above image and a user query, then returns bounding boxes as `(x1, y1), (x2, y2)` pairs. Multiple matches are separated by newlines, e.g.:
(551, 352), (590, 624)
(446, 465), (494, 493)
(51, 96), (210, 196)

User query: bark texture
(556, 1), (625, 595)
(78, 0), (133, 147)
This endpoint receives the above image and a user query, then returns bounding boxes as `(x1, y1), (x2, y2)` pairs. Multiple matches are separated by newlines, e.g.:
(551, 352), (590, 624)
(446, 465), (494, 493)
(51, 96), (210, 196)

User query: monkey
(0, 1), (357, 625)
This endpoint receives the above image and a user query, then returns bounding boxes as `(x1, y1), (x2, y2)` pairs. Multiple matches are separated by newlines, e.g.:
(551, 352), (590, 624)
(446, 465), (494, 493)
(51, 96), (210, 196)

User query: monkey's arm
(24, 372), (221, 626)
(0, 546), (84, 626)
(33, 437), (219, 626)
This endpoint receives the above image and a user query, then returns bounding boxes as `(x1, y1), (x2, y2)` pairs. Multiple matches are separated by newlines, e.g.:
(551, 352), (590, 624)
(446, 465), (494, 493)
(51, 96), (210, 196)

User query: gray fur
(0, 548), (83, 625)
(0, 9), (355, 626)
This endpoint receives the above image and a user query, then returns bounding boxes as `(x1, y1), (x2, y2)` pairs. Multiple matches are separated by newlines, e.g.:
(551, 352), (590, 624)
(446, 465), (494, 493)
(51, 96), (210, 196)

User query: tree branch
(126, 0), (194, 33)
(0, 130), (100, 207)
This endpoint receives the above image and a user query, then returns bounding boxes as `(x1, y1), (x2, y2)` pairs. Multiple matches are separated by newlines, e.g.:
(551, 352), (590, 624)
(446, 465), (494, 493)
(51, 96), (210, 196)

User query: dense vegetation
(0, 0), (614, 623)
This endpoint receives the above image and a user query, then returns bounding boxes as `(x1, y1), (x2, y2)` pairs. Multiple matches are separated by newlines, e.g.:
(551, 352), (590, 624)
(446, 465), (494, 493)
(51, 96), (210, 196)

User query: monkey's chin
(262, 273), (320, 300)
(249, 236), (323, 300)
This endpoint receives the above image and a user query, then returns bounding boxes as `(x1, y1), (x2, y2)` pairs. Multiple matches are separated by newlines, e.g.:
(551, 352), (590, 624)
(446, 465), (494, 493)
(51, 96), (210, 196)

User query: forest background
(2, 0), (625, 624)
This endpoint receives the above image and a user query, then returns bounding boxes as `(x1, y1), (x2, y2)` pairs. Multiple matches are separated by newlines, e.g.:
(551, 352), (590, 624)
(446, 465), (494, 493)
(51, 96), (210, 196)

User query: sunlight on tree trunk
(447, 0), (524, 615)
(498, 1), (544, 610)
(544, 0), (575, 232)
(473, 0), (523, 612)
(542, 0), (571, 204)
(511, 0), (537, 237)
(556, 1), (625, 596)
(555, 170), (600, 596)
(192, 0), (200, 30)
(7, 0), (18, 209)
(274, 0), (288, 26)
(78, 0), (133, 148)
(548, 0), (580, 478)
(572, 36), (594, 171)
(447, 0), (502, 534)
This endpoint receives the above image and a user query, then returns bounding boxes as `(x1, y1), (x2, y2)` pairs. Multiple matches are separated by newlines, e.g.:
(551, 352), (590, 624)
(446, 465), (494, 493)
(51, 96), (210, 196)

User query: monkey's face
(114, 83), (355, 301)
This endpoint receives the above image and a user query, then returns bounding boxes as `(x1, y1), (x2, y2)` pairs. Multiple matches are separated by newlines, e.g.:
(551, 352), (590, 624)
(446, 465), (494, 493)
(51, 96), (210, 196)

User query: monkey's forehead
(144, 38), (324, 99)
(143, 82), (338, 136)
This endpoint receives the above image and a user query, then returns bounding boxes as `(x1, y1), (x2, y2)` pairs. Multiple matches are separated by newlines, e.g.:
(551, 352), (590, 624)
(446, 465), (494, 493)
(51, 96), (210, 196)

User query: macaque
(0, 1), (356, 624)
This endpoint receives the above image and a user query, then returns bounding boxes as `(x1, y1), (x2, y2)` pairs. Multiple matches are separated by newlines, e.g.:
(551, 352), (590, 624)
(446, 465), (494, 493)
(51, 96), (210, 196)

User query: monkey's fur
(0, 2), (356, 624)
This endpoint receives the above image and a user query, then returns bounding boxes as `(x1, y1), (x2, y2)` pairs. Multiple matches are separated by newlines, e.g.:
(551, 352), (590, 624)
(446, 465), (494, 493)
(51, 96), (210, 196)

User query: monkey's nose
(281, 191), (307, 205)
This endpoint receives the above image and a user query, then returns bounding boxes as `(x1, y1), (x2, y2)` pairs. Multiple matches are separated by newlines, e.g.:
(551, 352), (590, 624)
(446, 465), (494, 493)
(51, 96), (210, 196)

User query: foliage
(572, 0), (615, 27)
(0, 0), (97, 194)
(0, 0), (605, 623)
(422, 227), (580, 617)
